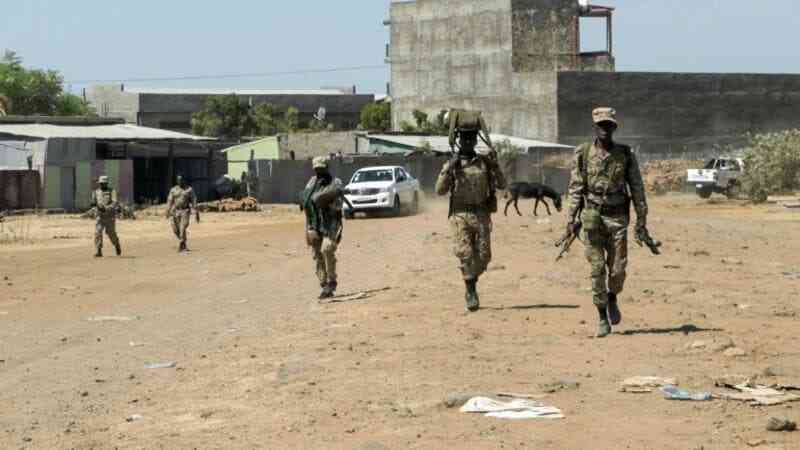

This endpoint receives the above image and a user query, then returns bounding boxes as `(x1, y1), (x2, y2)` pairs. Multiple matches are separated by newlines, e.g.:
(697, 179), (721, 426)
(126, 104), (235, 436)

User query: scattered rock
(746, 438), (767, 447)
(126, 414), (143, 423)
(723, 347), (748, 358)
(689, 340), (708, 349)
(690, 250), (711, 257)
(539, 378), (580, 393)
(664, 265), (681, 270)
(488, 265), (507, 272)
(766, 417), (797, 432)
(710, 337), (736, 353)
(721, 258), (744, 266)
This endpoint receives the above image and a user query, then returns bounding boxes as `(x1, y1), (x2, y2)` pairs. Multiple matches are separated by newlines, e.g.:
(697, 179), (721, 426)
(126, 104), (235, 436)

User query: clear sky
(1, 1), (798, 95)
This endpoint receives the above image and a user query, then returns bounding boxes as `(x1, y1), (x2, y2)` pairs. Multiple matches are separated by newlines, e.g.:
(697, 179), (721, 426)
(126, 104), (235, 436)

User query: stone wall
(557, 71), (800, 155)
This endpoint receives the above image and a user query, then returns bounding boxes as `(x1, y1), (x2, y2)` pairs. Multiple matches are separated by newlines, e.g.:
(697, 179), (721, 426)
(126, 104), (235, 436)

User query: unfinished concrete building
(388, 0), (800, 155)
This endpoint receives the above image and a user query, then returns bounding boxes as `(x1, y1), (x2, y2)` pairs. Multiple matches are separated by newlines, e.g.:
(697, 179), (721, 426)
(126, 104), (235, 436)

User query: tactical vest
(581, 143), (632, 208)
(450, 158), (492, 212)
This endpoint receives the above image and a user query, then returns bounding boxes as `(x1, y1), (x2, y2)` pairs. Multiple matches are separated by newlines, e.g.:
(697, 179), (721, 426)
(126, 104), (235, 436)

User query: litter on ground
(718, 383), (800, 406)
(620, 376), (678, 393)
(660, 385), (712, 401)
(459, 396), (564, 420)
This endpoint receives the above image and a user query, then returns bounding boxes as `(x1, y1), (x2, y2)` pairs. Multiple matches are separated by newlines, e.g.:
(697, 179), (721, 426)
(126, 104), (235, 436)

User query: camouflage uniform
(436, 156), (507, 281)
(166, 183), (198, 250)
(91, 182), (121, 256)
(566, 115), (648, 309)
(302, 158), (345, 291)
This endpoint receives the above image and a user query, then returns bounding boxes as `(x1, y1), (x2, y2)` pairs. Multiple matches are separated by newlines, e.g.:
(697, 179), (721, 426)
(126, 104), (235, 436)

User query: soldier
(91, 175), (122, 258)
(436, 110), (507, 312)
(565, 107), (655, 337)
(166, 175), (199, 252)
(301, 157), (345, 300)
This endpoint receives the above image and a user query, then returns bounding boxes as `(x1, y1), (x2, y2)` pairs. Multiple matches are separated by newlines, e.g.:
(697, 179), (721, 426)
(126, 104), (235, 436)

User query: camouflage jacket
(302, 176), (344, 239)
(435, 155), (507, 211)
(91, 188), (118, 218)
(566, 140), (648, 224)
(167, 185), (198, 214)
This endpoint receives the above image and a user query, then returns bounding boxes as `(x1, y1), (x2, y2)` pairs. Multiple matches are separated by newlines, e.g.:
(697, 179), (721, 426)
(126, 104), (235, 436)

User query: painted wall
(75, 160), (134, 210)
(224, 137), (279, 180)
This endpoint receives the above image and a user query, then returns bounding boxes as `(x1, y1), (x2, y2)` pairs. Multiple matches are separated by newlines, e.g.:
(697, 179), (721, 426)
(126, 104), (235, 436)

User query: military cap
(592, 107), (618, 125)
(98, 175), (109, 183)
(312, 156), (329, 170)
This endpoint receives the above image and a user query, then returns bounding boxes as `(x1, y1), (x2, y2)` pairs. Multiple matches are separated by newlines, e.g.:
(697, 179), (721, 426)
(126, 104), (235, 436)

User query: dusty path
(0, 195), (798, 450)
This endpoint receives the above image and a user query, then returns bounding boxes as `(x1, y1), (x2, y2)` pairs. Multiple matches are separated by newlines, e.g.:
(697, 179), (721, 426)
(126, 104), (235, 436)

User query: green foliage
(494, 139), (526, 177)
(400, 109), (448, 135)
(400, 120), (416, 133)
(740, 130), (800, 202)
(252, 103), (279, 136)
(412, 109), (428, 129)
(283, 107), (300, 133)
(191, 94), (256, 139)
(359, 102), (391, 131)
(0, 50), (93, 116)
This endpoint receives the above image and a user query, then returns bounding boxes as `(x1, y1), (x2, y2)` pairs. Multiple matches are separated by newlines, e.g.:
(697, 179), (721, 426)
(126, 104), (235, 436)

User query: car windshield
(351, 170), (394, 183)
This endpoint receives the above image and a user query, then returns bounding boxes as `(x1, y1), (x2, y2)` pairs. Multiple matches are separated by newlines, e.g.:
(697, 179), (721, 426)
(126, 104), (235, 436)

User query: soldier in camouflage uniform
(301, 157), (345, 299)
(436, 110), (507, 312)
(91, 175), (122, 258)
(166, 175), (200, 252)
(565, 107), (650, 337)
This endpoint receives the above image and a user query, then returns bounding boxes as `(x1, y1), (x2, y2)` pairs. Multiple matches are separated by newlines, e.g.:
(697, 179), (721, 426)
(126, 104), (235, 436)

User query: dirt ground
(1, 194), (799, 450)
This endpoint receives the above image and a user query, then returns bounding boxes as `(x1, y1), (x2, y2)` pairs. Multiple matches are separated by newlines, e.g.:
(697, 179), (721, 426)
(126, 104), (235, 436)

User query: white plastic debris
(459, 397), (564, 420)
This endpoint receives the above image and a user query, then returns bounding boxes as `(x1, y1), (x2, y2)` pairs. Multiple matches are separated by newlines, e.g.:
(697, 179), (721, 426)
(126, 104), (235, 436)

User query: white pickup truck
(687, 157), (744, 199)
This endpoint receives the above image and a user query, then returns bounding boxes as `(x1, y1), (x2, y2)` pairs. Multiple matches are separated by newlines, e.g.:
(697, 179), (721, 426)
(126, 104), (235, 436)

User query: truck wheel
(392, 195), (402, 216)
(696, 187), (712, 199)
(725, 182), (741, 199)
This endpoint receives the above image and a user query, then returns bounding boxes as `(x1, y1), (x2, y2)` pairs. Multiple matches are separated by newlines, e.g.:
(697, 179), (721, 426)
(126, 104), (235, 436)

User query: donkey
(504, 182), (563, 217)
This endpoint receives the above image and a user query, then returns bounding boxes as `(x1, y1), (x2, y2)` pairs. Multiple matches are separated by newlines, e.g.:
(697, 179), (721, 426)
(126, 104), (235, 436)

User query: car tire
(725, 181), (741, 199)
(392, 195), (402, 216)
(696, 187), (712, 199)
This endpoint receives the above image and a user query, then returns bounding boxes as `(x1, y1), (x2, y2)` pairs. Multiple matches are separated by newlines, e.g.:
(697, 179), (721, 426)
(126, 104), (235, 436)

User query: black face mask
(314, 169), (331, 181)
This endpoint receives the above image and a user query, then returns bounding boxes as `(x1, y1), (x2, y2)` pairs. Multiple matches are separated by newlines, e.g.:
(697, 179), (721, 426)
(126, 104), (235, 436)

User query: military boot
(464, 279), (480, 312)
(607, 292), (621, 325)
(115, 243), (122, 256)
(329, 281), (338, 297)
(178, 242), (186, 253)
(596, 305), (612, 338)
(94, 248), (103, 258)
(318, 285), (334, 300)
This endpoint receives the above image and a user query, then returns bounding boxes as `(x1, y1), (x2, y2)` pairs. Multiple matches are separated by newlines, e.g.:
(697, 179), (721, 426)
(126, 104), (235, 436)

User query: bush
(741, 130), (800, 202)
(360, 103), (391, 132)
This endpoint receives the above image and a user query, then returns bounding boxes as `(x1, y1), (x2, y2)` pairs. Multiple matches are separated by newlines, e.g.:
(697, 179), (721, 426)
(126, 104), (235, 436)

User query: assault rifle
(635, 227), (662, 255)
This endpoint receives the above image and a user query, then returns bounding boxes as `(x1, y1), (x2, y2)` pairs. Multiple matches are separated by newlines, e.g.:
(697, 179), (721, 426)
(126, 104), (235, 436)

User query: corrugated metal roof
(0, 124), (215, 142)
(126, 87), (355, 96)
(367, 133), (573, 154)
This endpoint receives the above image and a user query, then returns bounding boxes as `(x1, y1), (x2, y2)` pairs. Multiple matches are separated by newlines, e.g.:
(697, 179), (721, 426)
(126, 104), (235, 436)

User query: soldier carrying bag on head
(436, 109), (507, 312)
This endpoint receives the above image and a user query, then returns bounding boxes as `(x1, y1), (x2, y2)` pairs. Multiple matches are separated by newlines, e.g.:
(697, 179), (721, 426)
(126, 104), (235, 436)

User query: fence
(248, 154), (571, 204)
(0, 170), (41, 210)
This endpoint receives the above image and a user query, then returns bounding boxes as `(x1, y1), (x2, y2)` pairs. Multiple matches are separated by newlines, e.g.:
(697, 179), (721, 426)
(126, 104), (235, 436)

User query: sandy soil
(1, 194), (799, 450)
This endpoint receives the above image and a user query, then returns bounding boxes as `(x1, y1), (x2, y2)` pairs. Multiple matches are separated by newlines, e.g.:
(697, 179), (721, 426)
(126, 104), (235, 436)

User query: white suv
(344, 166), (420, 218)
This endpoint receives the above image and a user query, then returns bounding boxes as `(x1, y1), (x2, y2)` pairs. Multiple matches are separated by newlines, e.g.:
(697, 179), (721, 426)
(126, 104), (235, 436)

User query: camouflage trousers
(95, 215), (120, 251)
(583, 213), (629, 307)
(450, 211), (492, 280)
(310, 234), (338, 286)
(171, 210), (191, 245)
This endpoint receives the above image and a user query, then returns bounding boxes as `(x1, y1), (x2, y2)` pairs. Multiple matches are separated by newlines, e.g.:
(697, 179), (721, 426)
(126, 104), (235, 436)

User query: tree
(741, 130), (800, 202)
(253, 103), (279, 136)
(191, 94), (256, 139)
(412, 109), (428, 130)
(283, 106), (300, 133)
(0, 50), (93, 116)
(359, 102), (391, 131)
(0, 94), (9, 116)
